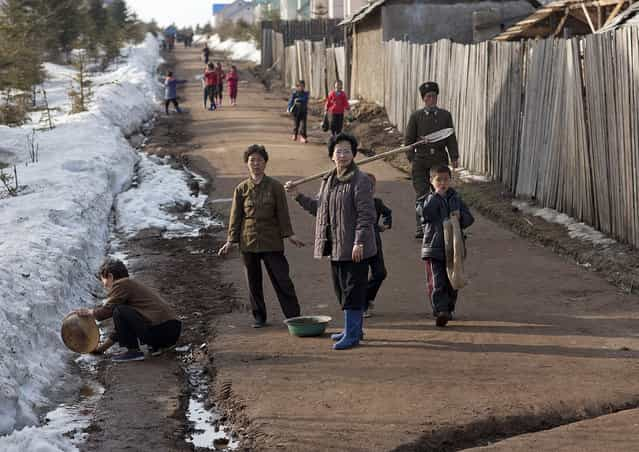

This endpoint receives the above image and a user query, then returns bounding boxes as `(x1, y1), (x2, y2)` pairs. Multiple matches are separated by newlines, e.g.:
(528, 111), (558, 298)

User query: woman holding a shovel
(285, 133), (377, 350)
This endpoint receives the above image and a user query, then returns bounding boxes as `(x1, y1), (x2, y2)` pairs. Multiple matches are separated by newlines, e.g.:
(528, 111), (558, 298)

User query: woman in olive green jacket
(218, 145), (304, 328)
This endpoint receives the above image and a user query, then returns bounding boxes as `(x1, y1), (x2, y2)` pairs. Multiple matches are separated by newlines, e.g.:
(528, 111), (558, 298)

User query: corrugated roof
(338, 0), (386, 26)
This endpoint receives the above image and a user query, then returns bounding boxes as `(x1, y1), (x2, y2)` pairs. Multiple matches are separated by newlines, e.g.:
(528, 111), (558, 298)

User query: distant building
(213, 1), (256, 26)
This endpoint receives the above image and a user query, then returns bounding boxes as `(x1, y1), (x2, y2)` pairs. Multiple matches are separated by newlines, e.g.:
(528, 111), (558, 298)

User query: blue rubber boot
(331, 310), (365, 341)
(333, 309), (362, 350)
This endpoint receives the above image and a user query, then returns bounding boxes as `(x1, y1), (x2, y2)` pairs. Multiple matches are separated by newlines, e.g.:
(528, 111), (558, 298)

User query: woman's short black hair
(167, 71), (173, 77)
(99, 258), (129, 280)
(328, 133), (358, 158)
(243, 144), (269, 163)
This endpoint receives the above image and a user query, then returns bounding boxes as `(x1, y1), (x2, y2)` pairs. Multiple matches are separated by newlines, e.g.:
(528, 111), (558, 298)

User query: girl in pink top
(227, 65), (239, 106)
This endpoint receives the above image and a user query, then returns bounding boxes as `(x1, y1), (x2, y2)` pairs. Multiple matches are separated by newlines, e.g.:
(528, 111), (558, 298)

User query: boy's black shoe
(435, 311), (450, 327)
(112, 349), (145, 363)
(415, 232), (424, 239)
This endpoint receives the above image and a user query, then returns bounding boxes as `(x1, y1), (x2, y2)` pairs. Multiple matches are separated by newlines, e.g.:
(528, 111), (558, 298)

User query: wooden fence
(264, 27), (639, 248)
(282, 41), (346, 97)
(383, 28), (638, 248)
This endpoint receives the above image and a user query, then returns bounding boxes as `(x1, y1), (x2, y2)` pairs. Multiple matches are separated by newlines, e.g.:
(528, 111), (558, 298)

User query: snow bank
(207, 34), (260, 64)
(0, 34), (161, 446)
(512, 200), (616, 246)
(115, 154), (221, 238)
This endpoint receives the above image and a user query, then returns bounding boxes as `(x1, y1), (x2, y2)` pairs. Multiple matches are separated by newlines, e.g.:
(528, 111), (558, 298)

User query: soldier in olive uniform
(404, 81), (459, 238)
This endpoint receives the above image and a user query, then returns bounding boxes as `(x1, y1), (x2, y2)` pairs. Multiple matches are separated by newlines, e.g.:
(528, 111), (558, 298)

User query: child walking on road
(203, 63), (218, 111)
(364, 173), (392, 318)
(417, 166), (474, 327)
(215, 62), (225, 106)
(287, 80), (309, 143)
(325, 80), (350, 137)
(164, 71), (186, 115)
(227, 65), (239, 106)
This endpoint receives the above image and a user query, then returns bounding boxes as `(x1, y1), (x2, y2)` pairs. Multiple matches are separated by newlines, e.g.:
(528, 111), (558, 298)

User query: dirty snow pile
(196, 33), (260, 64)
(512, 200), (616, 246)
(114, 153), (221, 238)
(0, 34), (162, 449)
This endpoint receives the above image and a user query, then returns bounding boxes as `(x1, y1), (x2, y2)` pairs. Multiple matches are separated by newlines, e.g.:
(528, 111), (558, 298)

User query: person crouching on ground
(218, 145), (305, 328)
(287, 80), (309, 143)
(164, 71), (186, 115)
(363, 173), (392, 318)
(74, 259), (182, 362)
(418, 166), (474, 327)
(227, 65), (239, 106)
(324, 80), (350, 137)
(285, 133), (377, 350)
(203, 63), (218, 111)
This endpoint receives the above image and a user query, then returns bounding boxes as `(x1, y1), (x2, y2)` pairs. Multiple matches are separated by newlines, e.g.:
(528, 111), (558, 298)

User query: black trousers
(112, 305), (181, 349)
(329, 113), (344, 136)
(241, 251), (301, 322)
(165, 98), (179, 114)
(292, 111), (307, 138)
(366, 237), (387, 307)
(330, 259), (370, 311)
(424, 258), (458, 315)
(217, 83), (224, 101)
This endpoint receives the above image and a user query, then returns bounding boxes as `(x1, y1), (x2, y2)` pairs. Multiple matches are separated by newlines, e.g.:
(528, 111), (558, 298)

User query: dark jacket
(417, 188), (473, 261)
(374, 197), (392, 232)
(287, 90), (309, 115)
(404, 107), (459, 166)
(295, 163), (377, 262)
(227, 176), (294, 253)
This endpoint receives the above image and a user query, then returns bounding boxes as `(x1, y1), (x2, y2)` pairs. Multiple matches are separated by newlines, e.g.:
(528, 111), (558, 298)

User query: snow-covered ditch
(0, 34), (163, 449)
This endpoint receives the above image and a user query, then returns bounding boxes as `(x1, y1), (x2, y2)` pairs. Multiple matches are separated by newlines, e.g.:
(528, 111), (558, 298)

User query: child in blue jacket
(417, 165), (474, 327)
(164, 71), (187, 114)
(287, 80), (309, 143)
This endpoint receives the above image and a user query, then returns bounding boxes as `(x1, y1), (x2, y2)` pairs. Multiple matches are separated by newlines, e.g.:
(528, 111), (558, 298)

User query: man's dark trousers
(112, 305), (181, 349)
(241, 251), (301, 323)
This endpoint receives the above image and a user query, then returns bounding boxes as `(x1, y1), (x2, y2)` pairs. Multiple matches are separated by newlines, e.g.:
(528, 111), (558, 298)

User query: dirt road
(158, 46), (639, 451)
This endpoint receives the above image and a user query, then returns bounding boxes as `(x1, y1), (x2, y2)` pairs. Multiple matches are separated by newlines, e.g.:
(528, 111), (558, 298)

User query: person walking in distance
(287, 80), (309, 144)
(164, 71), (186, 115)
(203, 63), (218, 111)
(404, 82), (459, 238)
(227, 65), (239, 106)
(324, 80), (350, 137)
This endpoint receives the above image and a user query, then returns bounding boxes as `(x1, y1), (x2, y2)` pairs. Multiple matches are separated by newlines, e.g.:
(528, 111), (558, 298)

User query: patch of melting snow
(512, 200), (616, 246)
(456, 167), (491, 183)
(185, 366), (238, 450)
(187, 398), (239, 450)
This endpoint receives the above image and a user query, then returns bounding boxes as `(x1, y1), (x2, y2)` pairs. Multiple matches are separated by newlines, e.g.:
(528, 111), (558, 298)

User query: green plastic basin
(284, 315), (332, 337)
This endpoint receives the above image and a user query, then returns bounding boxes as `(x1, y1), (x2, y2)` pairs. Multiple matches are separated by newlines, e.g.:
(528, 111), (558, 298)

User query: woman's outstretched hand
(218, 241), (235, 256)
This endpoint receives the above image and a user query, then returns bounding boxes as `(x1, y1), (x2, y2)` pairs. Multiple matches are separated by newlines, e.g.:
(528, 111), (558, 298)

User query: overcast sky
(126, 0), (233, 28)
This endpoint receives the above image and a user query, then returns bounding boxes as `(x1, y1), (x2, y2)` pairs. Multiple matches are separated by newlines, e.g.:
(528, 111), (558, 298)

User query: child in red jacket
(227, 65), (239, 106)
(325, 80), (350, 136)
(203, 63), (218, 111)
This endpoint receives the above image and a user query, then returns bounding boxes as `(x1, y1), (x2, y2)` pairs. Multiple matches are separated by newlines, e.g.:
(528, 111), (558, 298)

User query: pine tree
(38, 0), (87, 62)
(108, 0), (129, 29)
(0, 0), (44, 124)
(85, 0), (108, 60)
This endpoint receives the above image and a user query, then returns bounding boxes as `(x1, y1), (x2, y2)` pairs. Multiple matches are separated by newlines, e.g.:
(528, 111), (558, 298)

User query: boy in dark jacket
(287, 80), (309, 143)
(364, 173), (392, 317)
(417, 165), (473, 327)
